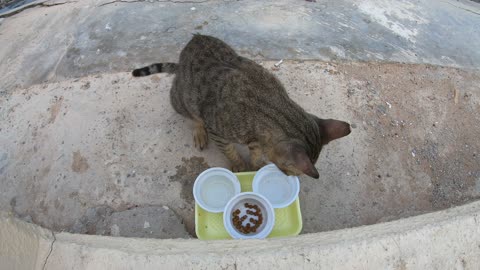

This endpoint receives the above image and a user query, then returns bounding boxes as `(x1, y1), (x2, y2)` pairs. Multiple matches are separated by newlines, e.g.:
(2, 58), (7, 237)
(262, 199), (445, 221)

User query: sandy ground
(1, 60), (479, 238)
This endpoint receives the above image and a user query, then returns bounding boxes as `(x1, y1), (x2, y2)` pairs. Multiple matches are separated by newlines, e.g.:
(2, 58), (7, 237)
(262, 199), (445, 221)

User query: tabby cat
(132, 34), (351, 178)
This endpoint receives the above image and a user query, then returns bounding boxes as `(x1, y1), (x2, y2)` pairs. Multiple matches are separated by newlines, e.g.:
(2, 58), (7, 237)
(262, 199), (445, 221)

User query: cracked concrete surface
(41, 231), (55, 270)
(0, 0), (480, 239)
(2, 200), (480, 269)
(0, 212), (54, 270)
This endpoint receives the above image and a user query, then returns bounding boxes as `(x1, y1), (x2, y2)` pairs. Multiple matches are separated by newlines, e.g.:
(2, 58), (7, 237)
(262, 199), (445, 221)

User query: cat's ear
(310, 115), (351, 145)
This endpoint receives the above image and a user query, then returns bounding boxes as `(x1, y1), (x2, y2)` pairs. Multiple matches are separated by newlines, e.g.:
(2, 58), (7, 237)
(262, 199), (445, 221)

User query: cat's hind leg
(169, 80), (208, 150)
(210, 133), (247, 172)
(193, 117), (208, 150)
(169, 79), (190, 117)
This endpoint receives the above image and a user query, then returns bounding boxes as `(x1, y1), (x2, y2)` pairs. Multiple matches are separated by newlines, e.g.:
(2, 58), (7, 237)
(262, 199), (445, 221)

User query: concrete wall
(0, 212), (53, 270)
(1, 201), (480, 269)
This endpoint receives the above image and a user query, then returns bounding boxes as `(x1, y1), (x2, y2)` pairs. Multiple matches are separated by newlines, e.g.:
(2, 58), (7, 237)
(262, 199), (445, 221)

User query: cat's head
(269, 116), (351, 179)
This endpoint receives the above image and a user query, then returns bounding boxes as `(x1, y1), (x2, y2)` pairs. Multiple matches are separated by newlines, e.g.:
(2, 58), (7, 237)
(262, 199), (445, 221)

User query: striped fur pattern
(132, 63), (177, 77)
(134, 35), (351, 178)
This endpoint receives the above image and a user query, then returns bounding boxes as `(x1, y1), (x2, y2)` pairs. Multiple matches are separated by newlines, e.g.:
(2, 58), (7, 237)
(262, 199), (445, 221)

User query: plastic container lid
(193, 167), (241, 213)
(223, 192), (275, 239)
(252, 164), (300, 208)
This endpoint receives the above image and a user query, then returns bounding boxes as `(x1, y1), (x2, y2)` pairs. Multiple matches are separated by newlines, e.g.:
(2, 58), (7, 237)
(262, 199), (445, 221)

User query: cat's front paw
(193, 125), (208, 150)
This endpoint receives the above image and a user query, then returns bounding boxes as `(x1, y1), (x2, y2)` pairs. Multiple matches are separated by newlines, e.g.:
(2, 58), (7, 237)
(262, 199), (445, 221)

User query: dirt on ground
(332, 62), (480, 227)
(1, 61), (479, 238)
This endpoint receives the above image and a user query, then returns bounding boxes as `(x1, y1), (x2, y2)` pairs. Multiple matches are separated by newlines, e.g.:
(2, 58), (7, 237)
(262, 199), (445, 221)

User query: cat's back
(178, 34), (291, 107)
(179, 34), (238, 64)
(179, 34), (278, 88)
(174, 35), (313, 144)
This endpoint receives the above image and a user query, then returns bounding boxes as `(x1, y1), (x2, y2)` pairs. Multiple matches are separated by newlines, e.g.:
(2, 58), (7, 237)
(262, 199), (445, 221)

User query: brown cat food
(132, 34), (351, 178)
(232, 205), (263, 234)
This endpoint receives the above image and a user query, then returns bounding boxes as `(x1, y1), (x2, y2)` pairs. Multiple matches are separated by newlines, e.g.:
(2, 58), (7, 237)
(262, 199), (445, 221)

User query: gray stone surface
(0, 0), (479, 94)
(70, 205), (190, 239)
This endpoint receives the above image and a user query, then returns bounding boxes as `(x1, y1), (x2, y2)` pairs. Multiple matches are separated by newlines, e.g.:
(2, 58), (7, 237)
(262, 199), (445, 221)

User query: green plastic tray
(195, 171), (302, 240)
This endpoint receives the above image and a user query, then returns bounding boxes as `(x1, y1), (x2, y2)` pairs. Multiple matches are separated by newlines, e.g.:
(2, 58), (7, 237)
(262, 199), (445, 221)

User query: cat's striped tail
(132, 62), (177, 77)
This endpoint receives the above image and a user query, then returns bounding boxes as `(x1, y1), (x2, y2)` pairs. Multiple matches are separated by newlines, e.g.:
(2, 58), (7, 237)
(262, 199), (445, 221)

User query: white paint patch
(117, 51), (127, 57)
(111, 224), (120, 236)
(440, 55), (457, 65)
(338, 22), (355, 29)
(475, 177), (480, 195)
(330, 46), (346, 58)
(144, 221), (150, 229)
(391, 48), (419, 62)
(358, 0), (429, 42)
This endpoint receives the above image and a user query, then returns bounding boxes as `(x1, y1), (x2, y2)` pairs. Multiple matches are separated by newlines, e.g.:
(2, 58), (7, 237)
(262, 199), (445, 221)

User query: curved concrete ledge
(2, 201), (480, 269)
(0, 212), (54, 270)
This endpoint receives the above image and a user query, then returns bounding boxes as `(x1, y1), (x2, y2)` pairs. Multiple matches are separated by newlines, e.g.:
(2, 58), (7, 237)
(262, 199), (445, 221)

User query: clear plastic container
(193, 167), (241, 213)
(195, 171), (303, 240)
(252, 164), (300, 208)
(223, 192), (275, 239)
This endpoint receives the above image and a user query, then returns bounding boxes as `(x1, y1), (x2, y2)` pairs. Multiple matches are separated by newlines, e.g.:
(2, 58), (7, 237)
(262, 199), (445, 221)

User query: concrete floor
(0, 0), (479, 238)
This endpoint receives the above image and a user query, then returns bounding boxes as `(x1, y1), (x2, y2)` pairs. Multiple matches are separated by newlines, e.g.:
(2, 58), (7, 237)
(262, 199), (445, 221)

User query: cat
(132, 34), (351, 178)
